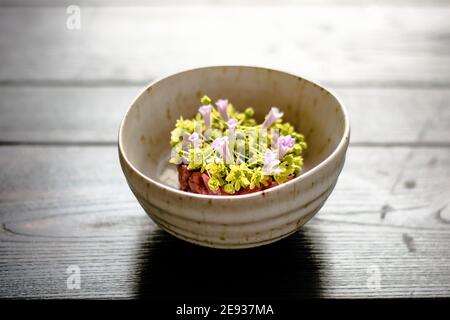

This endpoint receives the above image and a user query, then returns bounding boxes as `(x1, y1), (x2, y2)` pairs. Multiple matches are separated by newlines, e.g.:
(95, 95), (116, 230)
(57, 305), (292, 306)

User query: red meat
(177, 165), (191, 191)
(177, 165), (294, 195)
(188, 172), (209, 195)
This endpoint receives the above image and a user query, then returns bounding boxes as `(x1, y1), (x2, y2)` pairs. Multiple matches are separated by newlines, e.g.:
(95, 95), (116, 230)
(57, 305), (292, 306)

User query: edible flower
(262, 149), (282, 175)
(227, 118), (238, 139)
(278, 135), (295, 158)
(169, 95), (307, 194)
(199, 105), (212, 129)
(188, 132), (200, 147)
(211, 136), (233, 164)
(215, 99), (229, 121)
(262, 107), (283, 129)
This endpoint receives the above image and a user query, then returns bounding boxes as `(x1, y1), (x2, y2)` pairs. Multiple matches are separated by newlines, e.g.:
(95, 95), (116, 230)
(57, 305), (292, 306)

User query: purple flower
(262, 107), (283, 129)
(227, 118), (238, 130)
(188, 132), (199, 142)
(199, 105), (212, 129)
(215, 99), (229, 121)
(188, 132), (201, 148)
(278, 135), (295, 158)
(211, 136), (232, 163)
(227, 118), (238, 137)
(262, 149), (282, 175)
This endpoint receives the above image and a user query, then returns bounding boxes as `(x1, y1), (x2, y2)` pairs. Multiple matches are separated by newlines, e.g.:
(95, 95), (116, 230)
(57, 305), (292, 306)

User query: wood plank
(0, 145), (449, 298)
(0, 87), (137, 143)
(1, 5), (449, 84)
(2, 0), (449, 7)
(0, 86), (449, 144)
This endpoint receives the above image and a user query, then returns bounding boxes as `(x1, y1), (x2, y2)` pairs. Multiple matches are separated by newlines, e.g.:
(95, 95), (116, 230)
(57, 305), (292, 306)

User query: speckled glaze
(118, 66), (350, 249)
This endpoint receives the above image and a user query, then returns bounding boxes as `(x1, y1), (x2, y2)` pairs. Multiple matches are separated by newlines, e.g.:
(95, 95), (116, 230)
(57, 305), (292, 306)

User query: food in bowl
(118, 66), (350, 249)
(169, 95), (307, 195)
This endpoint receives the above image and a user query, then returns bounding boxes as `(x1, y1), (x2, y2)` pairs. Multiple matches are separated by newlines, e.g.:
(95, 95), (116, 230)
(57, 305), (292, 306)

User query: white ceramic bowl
(119, 66), (350, 249)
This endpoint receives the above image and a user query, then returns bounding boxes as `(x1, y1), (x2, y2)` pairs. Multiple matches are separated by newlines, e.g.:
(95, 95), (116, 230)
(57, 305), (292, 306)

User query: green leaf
(244, 107), (254, 118)
(208, 177), (220, 191)
(224, 183), (235, 194)
(201, 95), (212, 105)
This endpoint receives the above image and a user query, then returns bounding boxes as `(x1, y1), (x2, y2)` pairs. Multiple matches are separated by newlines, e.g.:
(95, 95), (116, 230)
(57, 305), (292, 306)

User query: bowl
(118, 66), (350, 249)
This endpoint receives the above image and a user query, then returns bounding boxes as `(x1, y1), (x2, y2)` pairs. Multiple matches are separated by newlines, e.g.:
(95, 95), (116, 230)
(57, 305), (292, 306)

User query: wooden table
(1, 1), (449, 299)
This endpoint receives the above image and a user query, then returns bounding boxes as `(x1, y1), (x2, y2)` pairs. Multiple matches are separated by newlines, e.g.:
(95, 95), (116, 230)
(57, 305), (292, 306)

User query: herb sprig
(169, 95), (307, 194)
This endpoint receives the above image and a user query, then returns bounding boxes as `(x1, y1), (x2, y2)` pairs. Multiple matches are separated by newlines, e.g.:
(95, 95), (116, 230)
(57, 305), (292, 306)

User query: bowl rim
(118, 65), (350, 200)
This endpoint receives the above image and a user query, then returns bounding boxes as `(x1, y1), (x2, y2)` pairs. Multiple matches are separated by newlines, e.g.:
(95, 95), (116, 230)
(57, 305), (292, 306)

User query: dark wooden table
(1, 1), (449, 299)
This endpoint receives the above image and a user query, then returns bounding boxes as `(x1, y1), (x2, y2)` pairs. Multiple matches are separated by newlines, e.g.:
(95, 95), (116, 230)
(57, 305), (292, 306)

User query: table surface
(1, 0), (449, 299)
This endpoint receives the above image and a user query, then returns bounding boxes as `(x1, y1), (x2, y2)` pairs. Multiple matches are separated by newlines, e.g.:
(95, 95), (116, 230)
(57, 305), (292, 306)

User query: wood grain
(0, 145), (449, 298)
(2, 0), (448, 7)
(0, 86), (449, 145)
(1, 0), (449, 300)
(0, 5), (450, 85)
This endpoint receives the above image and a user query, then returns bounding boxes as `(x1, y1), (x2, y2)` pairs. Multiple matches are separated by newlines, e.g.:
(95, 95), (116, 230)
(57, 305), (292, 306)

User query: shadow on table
(136, 228), (322, 299)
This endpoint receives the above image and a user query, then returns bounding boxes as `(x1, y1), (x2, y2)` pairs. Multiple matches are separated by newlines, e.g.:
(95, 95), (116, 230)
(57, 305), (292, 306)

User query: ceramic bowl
(119, 66), (350, 249)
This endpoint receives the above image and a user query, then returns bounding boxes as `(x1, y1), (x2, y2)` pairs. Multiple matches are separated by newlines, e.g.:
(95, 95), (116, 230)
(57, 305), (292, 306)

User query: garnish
(170, 95), (307, 195)
(216, 99), (229, 121)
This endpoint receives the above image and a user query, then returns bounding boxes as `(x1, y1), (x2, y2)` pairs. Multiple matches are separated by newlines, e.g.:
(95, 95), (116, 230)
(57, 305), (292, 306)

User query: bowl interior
(120, 66), (346, 189)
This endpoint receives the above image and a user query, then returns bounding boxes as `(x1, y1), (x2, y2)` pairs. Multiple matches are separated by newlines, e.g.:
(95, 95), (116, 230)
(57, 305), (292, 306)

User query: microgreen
(169, 95), (307, 194)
